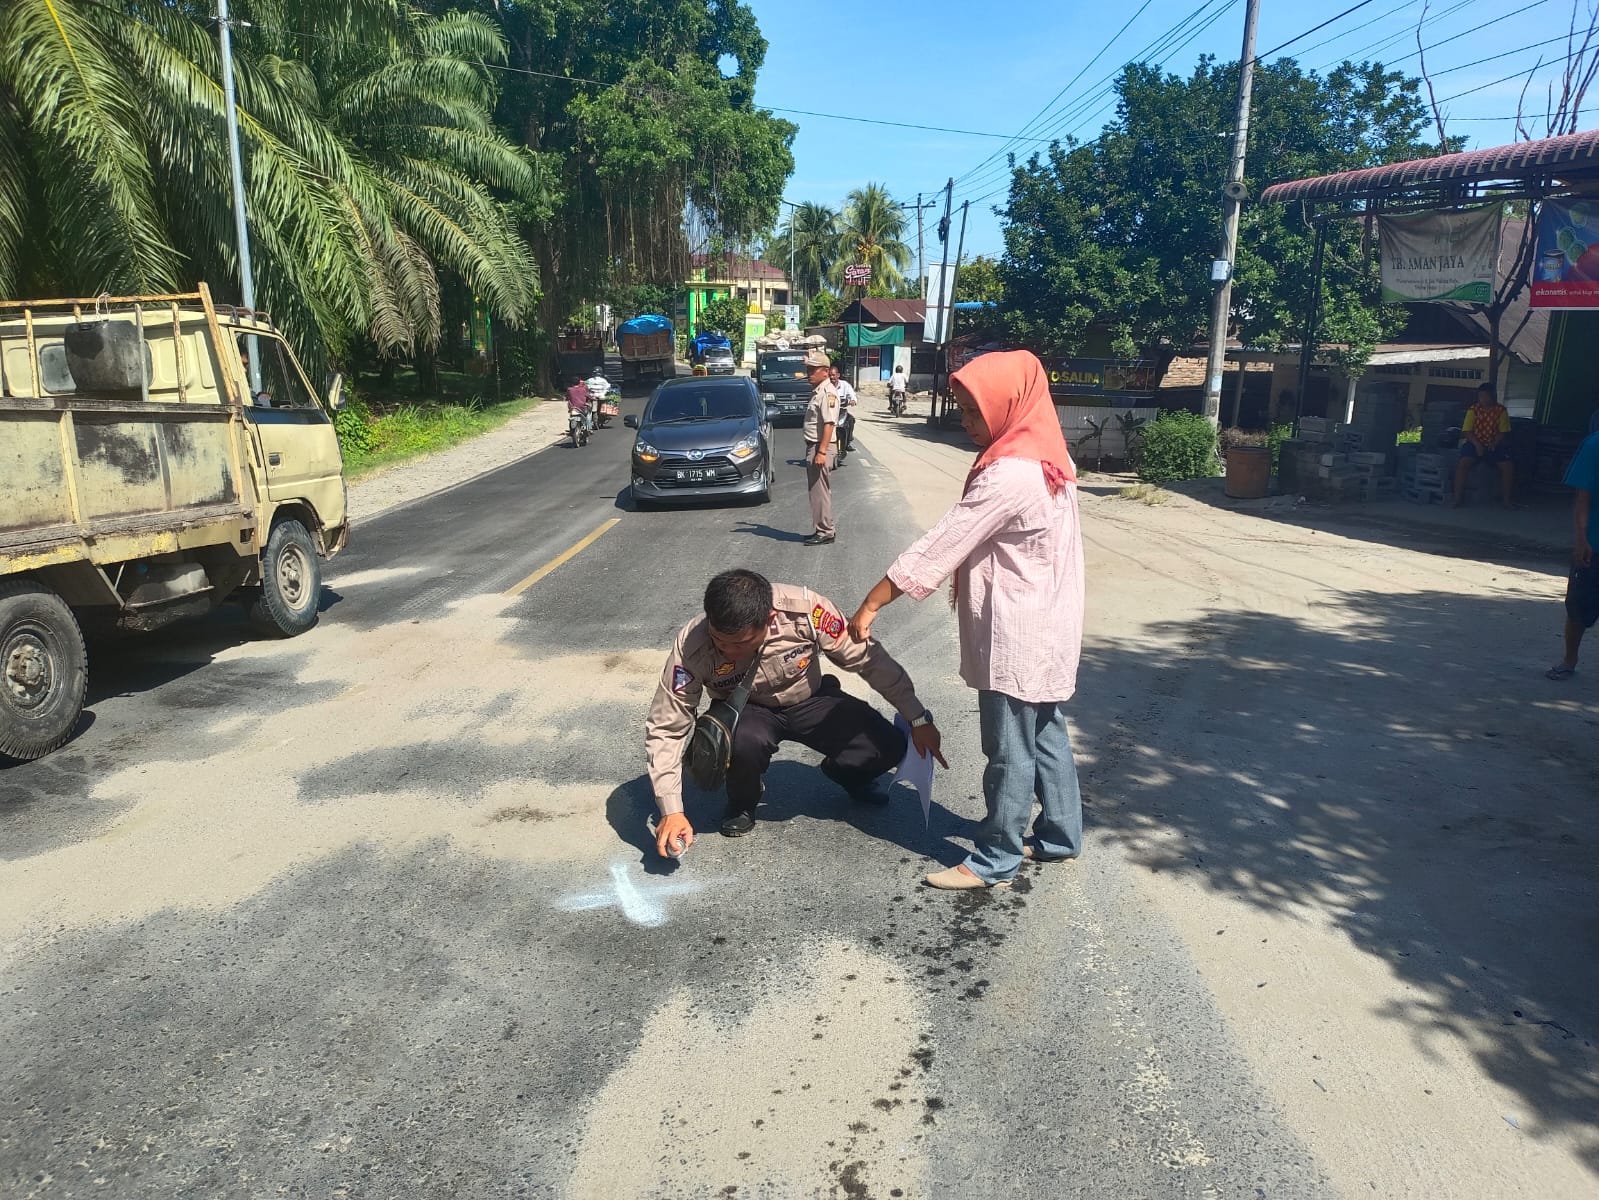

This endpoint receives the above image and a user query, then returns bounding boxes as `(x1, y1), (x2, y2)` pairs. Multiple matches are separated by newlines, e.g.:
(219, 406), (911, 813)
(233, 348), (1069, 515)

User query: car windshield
(648, 385), (754, 423)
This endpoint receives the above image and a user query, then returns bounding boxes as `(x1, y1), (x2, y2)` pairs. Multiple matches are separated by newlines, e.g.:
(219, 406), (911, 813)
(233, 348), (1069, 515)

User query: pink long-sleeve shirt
(887, 457), (1084, 703)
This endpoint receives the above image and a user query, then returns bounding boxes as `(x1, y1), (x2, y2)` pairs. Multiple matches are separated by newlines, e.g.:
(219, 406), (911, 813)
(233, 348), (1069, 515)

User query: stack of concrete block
(1349, 450), (1399, 499)
(1403, 450), (1449, 504)
(1421, 398), (1469, 449)
(1297, 416), (1339, 444)
(1346, 392), (1407, 464)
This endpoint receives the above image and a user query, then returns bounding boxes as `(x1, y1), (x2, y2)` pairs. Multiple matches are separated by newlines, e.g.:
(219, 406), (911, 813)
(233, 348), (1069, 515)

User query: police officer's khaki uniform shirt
(803, 380), (840, 447)
(645, 584), (925, 815)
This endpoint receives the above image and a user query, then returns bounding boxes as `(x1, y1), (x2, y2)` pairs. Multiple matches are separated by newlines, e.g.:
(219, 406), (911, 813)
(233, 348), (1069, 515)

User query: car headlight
(634, 440), (660, 463)
(730, 435), (759, 460)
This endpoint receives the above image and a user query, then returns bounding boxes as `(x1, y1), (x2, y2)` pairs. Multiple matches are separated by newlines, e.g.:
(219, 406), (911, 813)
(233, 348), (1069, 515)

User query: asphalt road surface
(4, 394), (1353, 1198)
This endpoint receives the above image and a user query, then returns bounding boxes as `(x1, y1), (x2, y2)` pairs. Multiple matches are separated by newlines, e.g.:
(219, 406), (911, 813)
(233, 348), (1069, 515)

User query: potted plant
(1220, 427), (1271, 499)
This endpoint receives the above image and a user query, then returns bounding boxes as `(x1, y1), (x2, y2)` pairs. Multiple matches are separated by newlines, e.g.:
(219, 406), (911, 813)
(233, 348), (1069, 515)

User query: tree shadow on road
(1071, 585), (1599, 1174)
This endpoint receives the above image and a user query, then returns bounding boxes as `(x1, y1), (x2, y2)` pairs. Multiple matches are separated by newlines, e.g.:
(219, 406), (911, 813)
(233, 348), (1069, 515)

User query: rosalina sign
(1378, 207), (1501, 304)
(1044, 358), (1159, 401)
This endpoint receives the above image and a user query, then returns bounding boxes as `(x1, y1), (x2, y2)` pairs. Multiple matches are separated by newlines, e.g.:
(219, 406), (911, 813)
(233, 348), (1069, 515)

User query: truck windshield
(648, 386), (754, 423)
(760, 354), (807, 382)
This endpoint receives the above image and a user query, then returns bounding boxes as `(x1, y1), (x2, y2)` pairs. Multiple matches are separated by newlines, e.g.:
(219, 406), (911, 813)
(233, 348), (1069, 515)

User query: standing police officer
(646, 569), (944, 857)
(802, 348), (839, 546)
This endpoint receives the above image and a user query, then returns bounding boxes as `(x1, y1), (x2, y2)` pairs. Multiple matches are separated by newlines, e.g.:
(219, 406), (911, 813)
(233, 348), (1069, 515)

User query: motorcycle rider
(585, 367), (613, 428)
(566, 375), (593, 443)
(888, 364), (908, 416)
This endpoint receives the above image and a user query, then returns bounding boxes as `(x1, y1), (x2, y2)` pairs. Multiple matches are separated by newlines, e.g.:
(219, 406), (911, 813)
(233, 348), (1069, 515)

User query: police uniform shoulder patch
(672, 666), (694, 694)
(714, 660), (738, 678)
(810, 604), (845, 639)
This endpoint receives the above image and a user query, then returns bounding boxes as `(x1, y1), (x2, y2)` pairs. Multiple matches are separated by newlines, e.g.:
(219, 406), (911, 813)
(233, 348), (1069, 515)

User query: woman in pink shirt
(849, 350), (1085, 890)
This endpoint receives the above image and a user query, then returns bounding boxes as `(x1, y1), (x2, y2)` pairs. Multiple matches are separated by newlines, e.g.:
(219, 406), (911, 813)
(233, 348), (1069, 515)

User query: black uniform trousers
(726, 677), (907, 813)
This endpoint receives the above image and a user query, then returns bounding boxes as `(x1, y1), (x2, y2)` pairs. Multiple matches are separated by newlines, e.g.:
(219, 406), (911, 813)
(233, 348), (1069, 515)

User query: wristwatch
(910, 710), (934, 728)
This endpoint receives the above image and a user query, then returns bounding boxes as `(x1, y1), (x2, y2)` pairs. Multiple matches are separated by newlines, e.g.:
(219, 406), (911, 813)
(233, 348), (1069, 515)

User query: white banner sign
(923, 262), (957, 343)
(1379, 207), (1501, 303)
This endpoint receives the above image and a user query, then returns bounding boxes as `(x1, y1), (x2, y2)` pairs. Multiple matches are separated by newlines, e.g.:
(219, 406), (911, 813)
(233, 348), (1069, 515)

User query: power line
(1310, 0), (1483, 69)
(956, 1), (1569, 205)
(946, 0), (1165, 188)
(1254, 0), (1382, 60)
(763, 106), (1059, 143)
(949, 0), (1241, 197)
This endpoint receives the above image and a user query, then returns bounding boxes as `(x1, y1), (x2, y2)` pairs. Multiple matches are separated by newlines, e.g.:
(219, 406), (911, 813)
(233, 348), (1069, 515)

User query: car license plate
(675, 468), (714, 481)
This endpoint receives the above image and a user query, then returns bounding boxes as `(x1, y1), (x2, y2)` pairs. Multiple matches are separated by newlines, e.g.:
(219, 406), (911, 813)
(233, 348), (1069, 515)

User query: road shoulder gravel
(346, 398), (571, 523)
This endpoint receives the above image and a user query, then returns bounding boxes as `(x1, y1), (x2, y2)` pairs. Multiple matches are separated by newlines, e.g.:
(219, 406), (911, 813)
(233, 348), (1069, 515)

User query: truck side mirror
(326, 372), (345, 412)
(624, 414), (639, 429)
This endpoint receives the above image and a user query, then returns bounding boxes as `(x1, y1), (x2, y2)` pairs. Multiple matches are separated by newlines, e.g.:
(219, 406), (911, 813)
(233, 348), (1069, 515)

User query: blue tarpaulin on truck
(691, 331), (731, 357)
(619, 314), (673, 336)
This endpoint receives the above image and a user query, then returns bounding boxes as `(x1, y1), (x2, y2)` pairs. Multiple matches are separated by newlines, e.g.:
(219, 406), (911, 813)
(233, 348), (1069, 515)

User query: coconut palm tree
(0, 0), (540, 362)
(830, 184), (912, 293)
(766, 201), (838, 306)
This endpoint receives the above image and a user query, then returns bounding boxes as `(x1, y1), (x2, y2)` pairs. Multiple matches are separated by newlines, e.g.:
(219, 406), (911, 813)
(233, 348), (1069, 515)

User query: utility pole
(927, 179), (954, 424)
(216, 0), (260, 393)
(1201, 0), (1261, 429)
(916, 192), (926, 287)
(940, 201), (971, 426)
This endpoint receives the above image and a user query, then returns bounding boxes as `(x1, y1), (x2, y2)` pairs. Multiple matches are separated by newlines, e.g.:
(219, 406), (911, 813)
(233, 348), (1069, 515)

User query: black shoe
(720, 810), (756, 837)
(820, 759), (891, 804)
(802, 534), (835, 546)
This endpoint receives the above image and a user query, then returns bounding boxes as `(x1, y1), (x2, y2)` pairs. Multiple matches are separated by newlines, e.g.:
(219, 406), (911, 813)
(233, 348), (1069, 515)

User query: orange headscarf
(952, 350), (1076, 495)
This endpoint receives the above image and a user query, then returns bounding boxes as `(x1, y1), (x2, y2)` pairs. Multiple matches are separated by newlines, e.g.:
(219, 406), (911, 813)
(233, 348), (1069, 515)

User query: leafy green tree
(766, 202), (838, 305)
(466, 0), (794, 381)
(831, 183), (911, 292)
(698, 294), (745, 354)
(805, 290), (843, 326)
(957, 256), (1004, 304)
(998, 57), (1439, 370)
(0, 0), (540, 364)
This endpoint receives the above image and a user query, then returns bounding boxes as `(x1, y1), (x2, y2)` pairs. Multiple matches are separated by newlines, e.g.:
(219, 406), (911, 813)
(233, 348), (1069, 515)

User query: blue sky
(748, 0), (1594, 264)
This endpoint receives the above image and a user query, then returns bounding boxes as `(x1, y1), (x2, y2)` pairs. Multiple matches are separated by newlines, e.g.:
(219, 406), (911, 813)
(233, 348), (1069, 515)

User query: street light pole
(216, 0), (260, 393)
(1201, 0), (1261, 428)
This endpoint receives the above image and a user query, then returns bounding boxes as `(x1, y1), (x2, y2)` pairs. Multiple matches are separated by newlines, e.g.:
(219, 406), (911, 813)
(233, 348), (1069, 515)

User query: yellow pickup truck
(0, 285), (350, 761)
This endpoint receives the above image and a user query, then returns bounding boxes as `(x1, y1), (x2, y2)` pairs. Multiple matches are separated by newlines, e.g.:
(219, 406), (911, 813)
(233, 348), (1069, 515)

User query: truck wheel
(0, 580), (88, 762)
(249, 520), (321, 638)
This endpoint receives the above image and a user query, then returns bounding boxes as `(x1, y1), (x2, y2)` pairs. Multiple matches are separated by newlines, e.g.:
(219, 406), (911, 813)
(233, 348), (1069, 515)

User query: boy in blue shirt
(1548, 430), (1599, 680)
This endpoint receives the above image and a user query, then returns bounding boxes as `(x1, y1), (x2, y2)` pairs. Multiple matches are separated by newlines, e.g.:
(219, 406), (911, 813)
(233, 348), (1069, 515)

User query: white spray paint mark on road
(555, 859), (710, 927)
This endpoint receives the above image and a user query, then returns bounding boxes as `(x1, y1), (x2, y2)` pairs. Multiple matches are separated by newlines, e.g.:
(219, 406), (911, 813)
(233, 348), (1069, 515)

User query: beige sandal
(925, 865), (1011, 890)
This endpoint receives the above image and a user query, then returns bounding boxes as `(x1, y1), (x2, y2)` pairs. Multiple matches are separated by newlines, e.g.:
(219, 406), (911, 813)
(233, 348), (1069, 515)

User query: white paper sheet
(892, 714), (935, 825)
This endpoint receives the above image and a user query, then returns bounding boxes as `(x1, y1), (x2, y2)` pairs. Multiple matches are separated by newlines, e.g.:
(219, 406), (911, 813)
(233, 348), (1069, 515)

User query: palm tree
(767, 201), (837, 305)
(0, 0), (541, 363)
(830, 184), (912, 293)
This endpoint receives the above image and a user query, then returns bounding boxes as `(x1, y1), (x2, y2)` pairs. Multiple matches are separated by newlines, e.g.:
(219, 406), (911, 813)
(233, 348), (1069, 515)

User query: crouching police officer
(646, 568), (945, 858)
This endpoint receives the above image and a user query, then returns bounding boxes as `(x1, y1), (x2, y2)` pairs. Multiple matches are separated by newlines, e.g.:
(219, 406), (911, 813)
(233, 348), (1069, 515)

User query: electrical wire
(945, 0), (1165, 188)
(947, 0), (1241, 198)
(763, 107), (1058, 142)
(955, 0), (1567, 206)
(1253, 0), (1383, 60)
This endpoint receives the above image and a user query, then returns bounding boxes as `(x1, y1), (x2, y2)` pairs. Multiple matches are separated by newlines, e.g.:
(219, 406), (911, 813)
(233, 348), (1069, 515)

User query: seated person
(585, 369), (611, 402)
(1452, 383), (1513, 508)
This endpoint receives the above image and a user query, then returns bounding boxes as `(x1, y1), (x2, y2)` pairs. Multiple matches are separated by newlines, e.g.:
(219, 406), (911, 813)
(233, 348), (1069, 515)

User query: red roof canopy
(1260, 128), (1599, 205)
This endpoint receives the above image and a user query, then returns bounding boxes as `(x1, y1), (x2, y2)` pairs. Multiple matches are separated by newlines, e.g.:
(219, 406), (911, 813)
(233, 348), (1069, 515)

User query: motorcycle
(889, 388), (907, 418)
(568, 403), (590, 447)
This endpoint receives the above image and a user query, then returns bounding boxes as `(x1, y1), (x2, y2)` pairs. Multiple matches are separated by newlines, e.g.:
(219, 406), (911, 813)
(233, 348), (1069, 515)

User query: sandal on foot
(925, 865), (1011, 890)
(1546, 664), (1577, 681)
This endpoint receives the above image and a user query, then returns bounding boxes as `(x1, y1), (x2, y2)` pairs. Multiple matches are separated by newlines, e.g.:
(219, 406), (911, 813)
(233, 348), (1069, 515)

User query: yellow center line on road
(504, 517), (622, 597)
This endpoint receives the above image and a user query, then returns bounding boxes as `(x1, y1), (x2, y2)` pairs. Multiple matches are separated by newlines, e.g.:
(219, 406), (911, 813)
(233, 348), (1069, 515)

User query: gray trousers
(805, 441), (834, 537)
(965, 690), (1084, 883)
